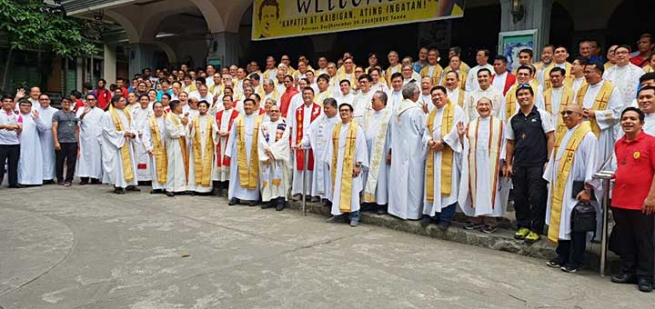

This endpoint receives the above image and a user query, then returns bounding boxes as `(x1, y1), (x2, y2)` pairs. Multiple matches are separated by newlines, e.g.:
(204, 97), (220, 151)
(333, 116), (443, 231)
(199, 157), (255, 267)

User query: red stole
(280, 88), (299, 117)
(215, 109), (239, 167)
(491, 73), (516, 96)
(295, 103), (321, 171)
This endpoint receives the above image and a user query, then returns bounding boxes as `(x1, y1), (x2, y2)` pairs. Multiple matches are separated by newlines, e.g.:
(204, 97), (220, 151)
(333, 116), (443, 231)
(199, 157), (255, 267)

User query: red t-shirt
(612, 131), (655, 210)
(74, 99), (85, 112)
(94, 88), (111, 110)
(630, 55), (648, 67)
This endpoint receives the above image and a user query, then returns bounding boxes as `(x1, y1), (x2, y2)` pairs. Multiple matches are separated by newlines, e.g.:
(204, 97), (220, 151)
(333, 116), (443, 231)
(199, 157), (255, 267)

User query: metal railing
(592, 154), (615, 277)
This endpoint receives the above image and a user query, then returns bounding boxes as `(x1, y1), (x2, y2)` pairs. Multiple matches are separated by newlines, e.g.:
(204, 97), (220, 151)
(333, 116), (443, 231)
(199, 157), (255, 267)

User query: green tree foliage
(0, 0), (100, 90)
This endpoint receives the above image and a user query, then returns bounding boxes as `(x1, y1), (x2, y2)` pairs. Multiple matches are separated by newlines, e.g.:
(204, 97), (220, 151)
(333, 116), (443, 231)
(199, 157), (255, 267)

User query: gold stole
(548, 122), (592, 243)
(110, 108), (135, 182)
(425, 102), (455, 202)
(544, 86), (575, 138)
(576, 81), (614, 137)
(645, 66), (654, 73)
(441, 69), (467, 90)
(467, 117), (503, 208)
(314, 90), (331, 106)
(168, 113), (189, 180)
(331, 121), (358, 213)
(363, 109), (392, 202)
(544, 63), (573, 90)
(420, 64), (444, 86)
(192, 116), (215, 186)
(149, 116), (167, 184)
(385, 64), (401, 84)
(505, 80), (539, 120)
(451, 89), (465, 107)
(336, 71), (357, 90)
(236, 114), (261, 189)
(210, 84), (223, 95)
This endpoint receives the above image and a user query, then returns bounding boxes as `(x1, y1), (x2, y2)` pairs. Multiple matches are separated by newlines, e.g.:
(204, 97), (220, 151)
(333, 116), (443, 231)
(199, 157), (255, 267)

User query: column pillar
(207, 32), (241, 69)
(128, 43), (157, 78)
(500, 0), (553, 58)
(103, 44), (117, 82)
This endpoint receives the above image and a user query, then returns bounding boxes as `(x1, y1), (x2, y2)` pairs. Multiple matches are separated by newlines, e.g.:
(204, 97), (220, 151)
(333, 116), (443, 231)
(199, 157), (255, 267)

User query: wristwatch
(355, 162), (362, 168)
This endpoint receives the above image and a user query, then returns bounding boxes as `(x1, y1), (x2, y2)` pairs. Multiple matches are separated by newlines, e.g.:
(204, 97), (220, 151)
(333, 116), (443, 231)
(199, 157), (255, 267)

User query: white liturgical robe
(458, 116), (510, 217)
(18, 112), (45, 185)
(226, 113), (261, 201)
(75, 107), (104, 180)
(258, 119), (291, 202)
(132, 106), (154, 181)
(362, 108), (392, 205)
(578, 80), (623, 163)
(165, 113), (189, 193)
(36, 105), (58, 180)
(544, 124), (600, 240)
(187, 114), (218, 193)
(423, 104), (467, 216)
(323, 121), (369, 215)
(142, 115), (167, 190)
(100, 110), (138, 188)
(302, 114), (340, 199)
(388, 99), (427, 220)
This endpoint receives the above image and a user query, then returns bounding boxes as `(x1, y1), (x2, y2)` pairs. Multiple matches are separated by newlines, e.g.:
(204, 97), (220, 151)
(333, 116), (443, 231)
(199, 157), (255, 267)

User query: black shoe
(43, 179), (56, 185)
(79, 179), (89, 185)
(438, 221), (450, 231)
(91, 179), (102, 184)
(420, 216), (433, 227)
(150, 189), (162, 194)
(248, 200), (260, 207)
(126, 186), (141, 192)
(166, 192), (175, 197)
(546, 258), (563, 268)
(376, 208), (387, 215)
(561, 263), (582, 273)
(275, 200), (285, 211)
(611, 273), (638, 284)
(638, 278), (653, 292)
(228, 198), (239, 206)
(261, 202), (275, 209)
(114, 188), (125, 194)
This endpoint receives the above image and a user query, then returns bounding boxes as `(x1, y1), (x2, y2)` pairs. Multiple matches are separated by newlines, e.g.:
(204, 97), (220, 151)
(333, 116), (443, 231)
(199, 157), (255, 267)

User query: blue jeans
(349, 210), (360, 222)
(435, 203), (457, 224)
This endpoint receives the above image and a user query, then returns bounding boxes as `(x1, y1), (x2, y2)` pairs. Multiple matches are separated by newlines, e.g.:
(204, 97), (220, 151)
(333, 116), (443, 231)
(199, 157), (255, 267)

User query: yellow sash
(575, 81), (614, 137)
(168, 113), (189, 181)
(421, 64), (444, 86)
(236, 114), (261, 189)
(385, 64), (402, 85)
(313, 90), (331, 106)
(192, 116), (215, 186)
(210, 84), (223, 95)
(544, 86), (575, 138)
(505, 80), (539, 121)
(110, 108), (134, 182)
(336, 71), (357, 90)
(548, 122), (592, 243)
(441, 69), (467, 91)
(426, 101), (455, 202)
(331, 121), (358, 213)
(467, 117), (504, 208)
(149, 116), (167, 184)
(363, 109), (392, 202)
(544, 62), (574, 90)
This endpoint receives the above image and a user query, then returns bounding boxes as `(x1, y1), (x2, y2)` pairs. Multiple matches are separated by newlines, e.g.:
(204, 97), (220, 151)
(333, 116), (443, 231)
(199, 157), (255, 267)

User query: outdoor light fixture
(511, 0), (525, 24)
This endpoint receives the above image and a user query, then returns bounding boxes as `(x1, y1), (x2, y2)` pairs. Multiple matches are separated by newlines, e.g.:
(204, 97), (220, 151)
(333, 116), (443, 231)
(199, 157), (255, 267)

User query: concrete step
(288, 200), (622, 274)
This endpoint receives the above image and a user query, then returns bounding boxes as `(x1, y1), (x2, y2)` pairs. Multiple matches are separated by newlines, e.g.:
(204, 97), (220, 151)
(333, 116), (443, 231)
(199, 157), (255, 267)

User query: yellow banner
(252, 0), (465, 40)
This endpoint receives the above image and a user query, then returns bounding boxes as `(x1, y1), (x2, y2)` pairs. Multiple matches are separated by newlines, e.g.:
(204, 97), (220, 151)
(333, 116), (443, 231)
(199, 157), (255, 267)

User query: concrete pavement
(0, 183), (652, 309)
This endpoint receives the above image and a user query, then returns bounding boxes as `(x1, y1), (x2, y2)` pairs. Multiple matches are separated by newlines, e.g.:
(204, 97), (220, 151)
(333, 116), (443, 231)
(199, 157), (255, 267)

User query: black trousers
(556, 231), (587, 266)
(611, 207), (654, 281)
(0, 144), (20, 187)
(512, 165), (548, 234)
(56, 142), (78, 183)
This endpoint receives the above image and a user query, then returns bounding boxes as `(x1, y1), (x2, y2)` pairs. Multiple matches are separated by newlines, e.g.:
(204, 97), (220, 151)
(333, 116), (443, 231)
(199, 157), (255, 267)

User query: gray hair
(374, 91), (388, 106)
(263, 79), (274, 87)
(265, 98), (277, 106)
(402, 83), (420, 99)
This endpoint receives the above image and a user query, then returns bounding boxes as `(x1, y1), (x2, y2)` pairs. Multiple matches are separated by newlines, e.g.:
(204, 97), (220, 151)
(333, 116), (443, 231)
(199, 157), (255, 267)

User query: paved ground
(0, 183), (653, 309)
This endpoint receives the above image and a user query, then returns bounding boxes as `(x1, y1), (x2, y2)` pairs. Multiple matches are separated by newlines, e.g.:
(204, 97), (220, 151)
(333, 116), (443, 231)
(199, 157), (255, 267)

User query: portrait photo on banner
(498, 29), (538, 71)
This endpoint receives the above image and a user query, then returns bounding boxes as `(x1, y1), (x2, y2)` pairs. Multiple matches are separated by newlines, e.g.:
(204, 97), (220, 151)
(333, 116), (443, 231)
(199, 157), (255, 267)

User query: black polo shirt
(507, 106), (554, 167)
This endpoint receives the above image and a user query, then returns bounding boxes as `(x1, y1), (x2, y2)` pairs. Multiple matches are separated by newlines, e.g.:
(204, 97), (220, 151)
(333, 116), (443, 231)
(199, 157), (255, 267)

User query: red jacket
(491, 72), (516, 96)
(93, 88), (112, 110)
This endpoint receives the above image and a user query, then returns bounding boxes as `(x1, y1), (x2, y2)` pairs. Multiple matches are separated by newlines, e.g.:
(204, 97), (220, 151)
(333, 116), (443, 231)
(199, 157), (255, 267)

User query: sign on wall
(252, 0), (466, 40)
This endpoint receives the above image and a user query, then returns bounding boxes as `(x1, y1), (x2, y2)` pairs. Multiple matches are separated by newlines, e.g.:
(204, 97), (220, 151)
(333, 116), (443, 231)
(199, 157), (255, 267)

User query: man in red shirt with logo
(611, 106), (655, 292)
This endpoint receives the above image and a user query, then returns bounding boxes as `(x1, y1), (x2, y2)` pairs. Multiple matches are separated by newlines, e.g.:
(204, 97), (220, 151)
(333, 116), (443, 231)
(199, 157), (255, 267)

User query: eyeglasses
(560, 110), (578, 116)
(339, 109), (351, 113)
(517, 83), (532, 89)
(269, 110), (280, 113)
(86, 98), (96, 101)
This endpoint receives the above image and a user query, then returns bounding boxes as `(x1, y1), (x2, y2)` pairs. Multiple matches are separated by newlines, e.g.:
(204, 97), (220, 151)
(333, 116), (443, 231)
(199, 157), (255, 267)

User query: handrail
(592, 152), (614, 277)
